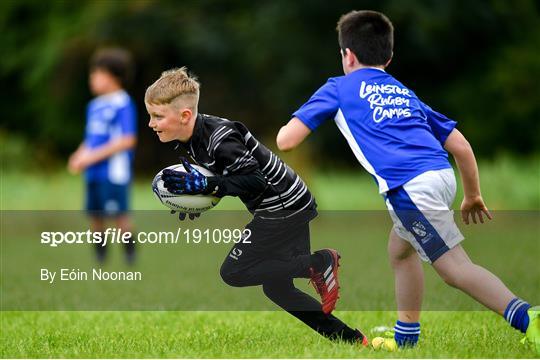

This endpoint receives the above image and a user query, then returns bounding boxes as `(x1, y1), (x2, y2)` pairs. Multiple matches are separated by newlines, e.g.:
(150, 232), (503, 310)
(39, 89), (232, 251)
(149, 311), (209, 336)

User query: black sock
(95, 232), (106, 262)
(124, 234), (135, 255)
(124, 234), (136, 264)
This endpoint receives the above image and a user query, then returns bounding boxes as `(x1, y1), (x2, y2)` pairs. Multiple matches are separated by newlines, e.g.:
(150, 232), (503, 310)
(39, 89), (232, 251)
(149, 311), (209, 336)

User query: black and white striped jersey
(178, 113), (316, 219)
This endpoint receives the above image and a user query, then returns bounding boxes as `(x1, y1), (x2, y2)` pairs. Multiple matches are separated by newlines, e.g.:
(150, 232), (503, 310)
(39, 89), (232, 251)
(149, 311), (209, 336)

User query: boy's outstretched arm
(444, 129), (492, 225)
(87, 135), (137, 163)
(276, 117), (312, 152)
(68, 135), (137, 174)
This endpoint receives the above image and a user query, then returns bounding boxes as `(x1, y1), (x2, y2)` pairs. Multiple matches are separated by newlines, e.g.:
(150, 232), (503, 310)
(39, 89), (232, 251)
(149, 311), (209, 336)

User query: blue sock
(394, 321), (420, 347)
(504, 298), (531, 333)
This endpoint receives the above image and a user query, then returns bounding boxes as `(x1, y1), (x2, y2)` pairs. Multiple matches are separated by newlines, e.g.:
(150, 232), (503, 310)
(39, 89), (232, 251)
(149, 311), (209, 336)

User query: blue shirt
(84, 90), (137, 185)
(293, 68), (456, 193)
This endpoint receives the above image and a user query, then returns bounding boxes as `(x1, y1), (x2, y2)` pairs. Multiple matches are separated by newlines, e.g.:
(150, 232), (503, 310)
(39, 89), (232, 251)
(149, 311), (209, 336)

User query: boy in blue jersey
(68, 48), (137, 264)
(276, 10), (538, 351)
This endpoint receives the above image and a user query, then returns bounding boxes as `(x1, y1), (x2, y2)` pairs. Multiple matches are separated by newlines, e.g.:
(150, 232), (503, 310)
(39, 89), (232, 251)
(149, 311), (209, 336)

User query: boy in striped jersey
(277, 10), (538, 351)
(144, 67), (369, 345)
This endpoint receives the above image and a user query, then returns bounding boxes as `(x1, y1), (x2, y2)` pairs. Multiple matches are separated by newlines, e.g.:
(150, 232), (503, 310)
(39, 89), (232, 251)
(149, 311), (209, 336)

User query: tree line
(1, 0), (538, 171)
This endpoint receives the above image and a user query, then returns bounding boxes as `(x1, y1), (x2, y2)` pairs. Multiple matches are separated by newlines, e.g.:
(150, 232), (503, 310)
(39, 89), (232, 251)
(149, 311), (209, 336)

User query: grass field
(1, 311), (535, 358)
(2, 155), (539, 210)
(1, 157), (539, 358)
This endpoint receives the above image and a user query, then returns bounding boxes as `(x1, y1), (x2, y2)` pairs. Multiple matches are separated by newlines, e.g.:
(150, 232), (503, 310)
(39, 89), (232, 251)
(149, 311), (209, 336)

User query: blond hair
(145, 67), (200, 110)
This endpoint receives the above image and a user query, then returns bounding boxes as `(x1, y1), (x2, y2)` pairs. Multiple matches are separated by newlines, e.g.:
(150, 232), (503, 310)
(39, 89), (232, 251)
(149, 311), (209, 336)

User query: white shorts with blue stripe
(384, 168), (464, 263)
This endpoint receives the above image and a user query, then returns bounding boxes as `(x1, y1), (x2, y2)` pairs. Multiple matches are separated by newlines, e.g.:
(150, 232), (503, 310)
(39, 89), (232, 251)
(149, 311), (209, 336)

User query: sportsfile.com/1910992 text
(40, 227), (252, 247)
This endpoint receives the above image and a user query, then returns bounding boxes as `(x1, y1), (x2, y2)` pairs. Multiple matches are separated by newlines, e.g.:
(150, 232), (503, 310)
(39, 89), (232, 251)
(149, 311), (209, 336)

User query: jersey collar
(175, 113), (204, 155)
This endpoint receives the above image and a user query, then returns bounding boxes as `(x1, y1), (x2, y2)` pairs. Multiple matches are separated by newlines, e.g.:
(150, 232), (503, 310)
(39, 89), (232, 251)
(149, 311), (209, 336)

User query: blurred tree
(0, 0), (538, 172)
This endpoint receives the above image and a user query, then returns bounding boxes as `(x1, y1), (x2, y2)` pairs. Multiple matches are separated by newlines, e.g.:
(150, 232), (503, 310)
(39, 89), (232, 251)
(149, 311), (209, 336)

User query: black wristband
(205, 176), (221, 196)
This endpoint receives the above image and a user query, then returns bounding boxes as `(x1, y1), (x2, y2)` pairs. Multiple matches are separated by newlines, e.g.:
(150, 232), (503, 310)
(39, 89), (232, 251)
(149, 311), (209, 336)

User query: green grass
(1, 311), (536, 358)
(1, 154), (539, 210)
(1, 156), (539, 358)
(3, 211), (536, 312)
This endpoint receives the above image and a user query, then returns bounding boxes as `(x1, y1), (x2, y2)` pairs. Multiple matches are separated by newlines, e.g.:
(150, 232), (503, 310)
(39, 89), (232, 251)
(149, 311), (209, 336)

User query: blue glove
(170, 210), (201, 221)
(162, 158), (208, 195)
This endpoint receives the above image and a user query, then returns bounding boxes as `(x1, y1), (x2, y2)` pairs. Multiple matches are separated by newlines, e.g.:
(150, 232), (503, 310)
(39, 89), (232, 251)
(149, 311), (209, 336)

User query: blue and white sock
(504, 298), (531, 333)
(394, 321), (420, 347)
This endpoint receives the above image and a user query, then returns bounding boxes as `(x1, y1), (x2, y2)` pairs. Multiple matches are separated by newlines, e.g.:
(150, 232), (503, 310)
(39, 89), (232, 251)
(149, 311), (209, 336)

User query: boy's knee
(388, 232), (417, 268)
(389, 253), (404, 268)
(388, 248), (417, 268)
(219, 261), (247, 287)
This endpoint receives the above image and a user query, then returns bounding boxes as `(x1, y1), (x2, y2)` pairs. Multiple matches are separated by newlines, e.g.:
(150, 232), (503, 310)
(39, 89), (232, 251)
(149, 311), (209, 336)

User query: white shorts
(384, 168), (464, 263)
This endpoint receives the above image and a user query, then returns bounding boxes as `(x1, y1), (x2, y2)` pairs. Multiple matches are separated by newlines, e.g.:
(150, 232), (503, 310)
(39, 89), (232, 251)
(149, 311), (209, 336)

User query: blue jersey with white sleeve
(84, 90), (137, 185)
(293, 68), (456, 193)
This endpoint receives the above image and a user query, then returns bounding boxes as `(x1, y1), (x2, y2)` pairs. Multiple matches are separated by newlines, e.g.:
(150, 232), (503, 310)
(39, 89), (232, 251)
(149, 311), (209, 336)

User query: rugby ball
(152, 164), (221, 213)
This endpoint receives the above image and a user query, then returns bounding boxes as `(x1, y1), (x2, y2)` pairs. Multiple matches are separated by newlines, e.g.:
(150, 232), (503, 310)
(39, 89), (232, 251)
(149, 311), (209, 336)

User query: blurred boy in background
(68, 48), (137, 264)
